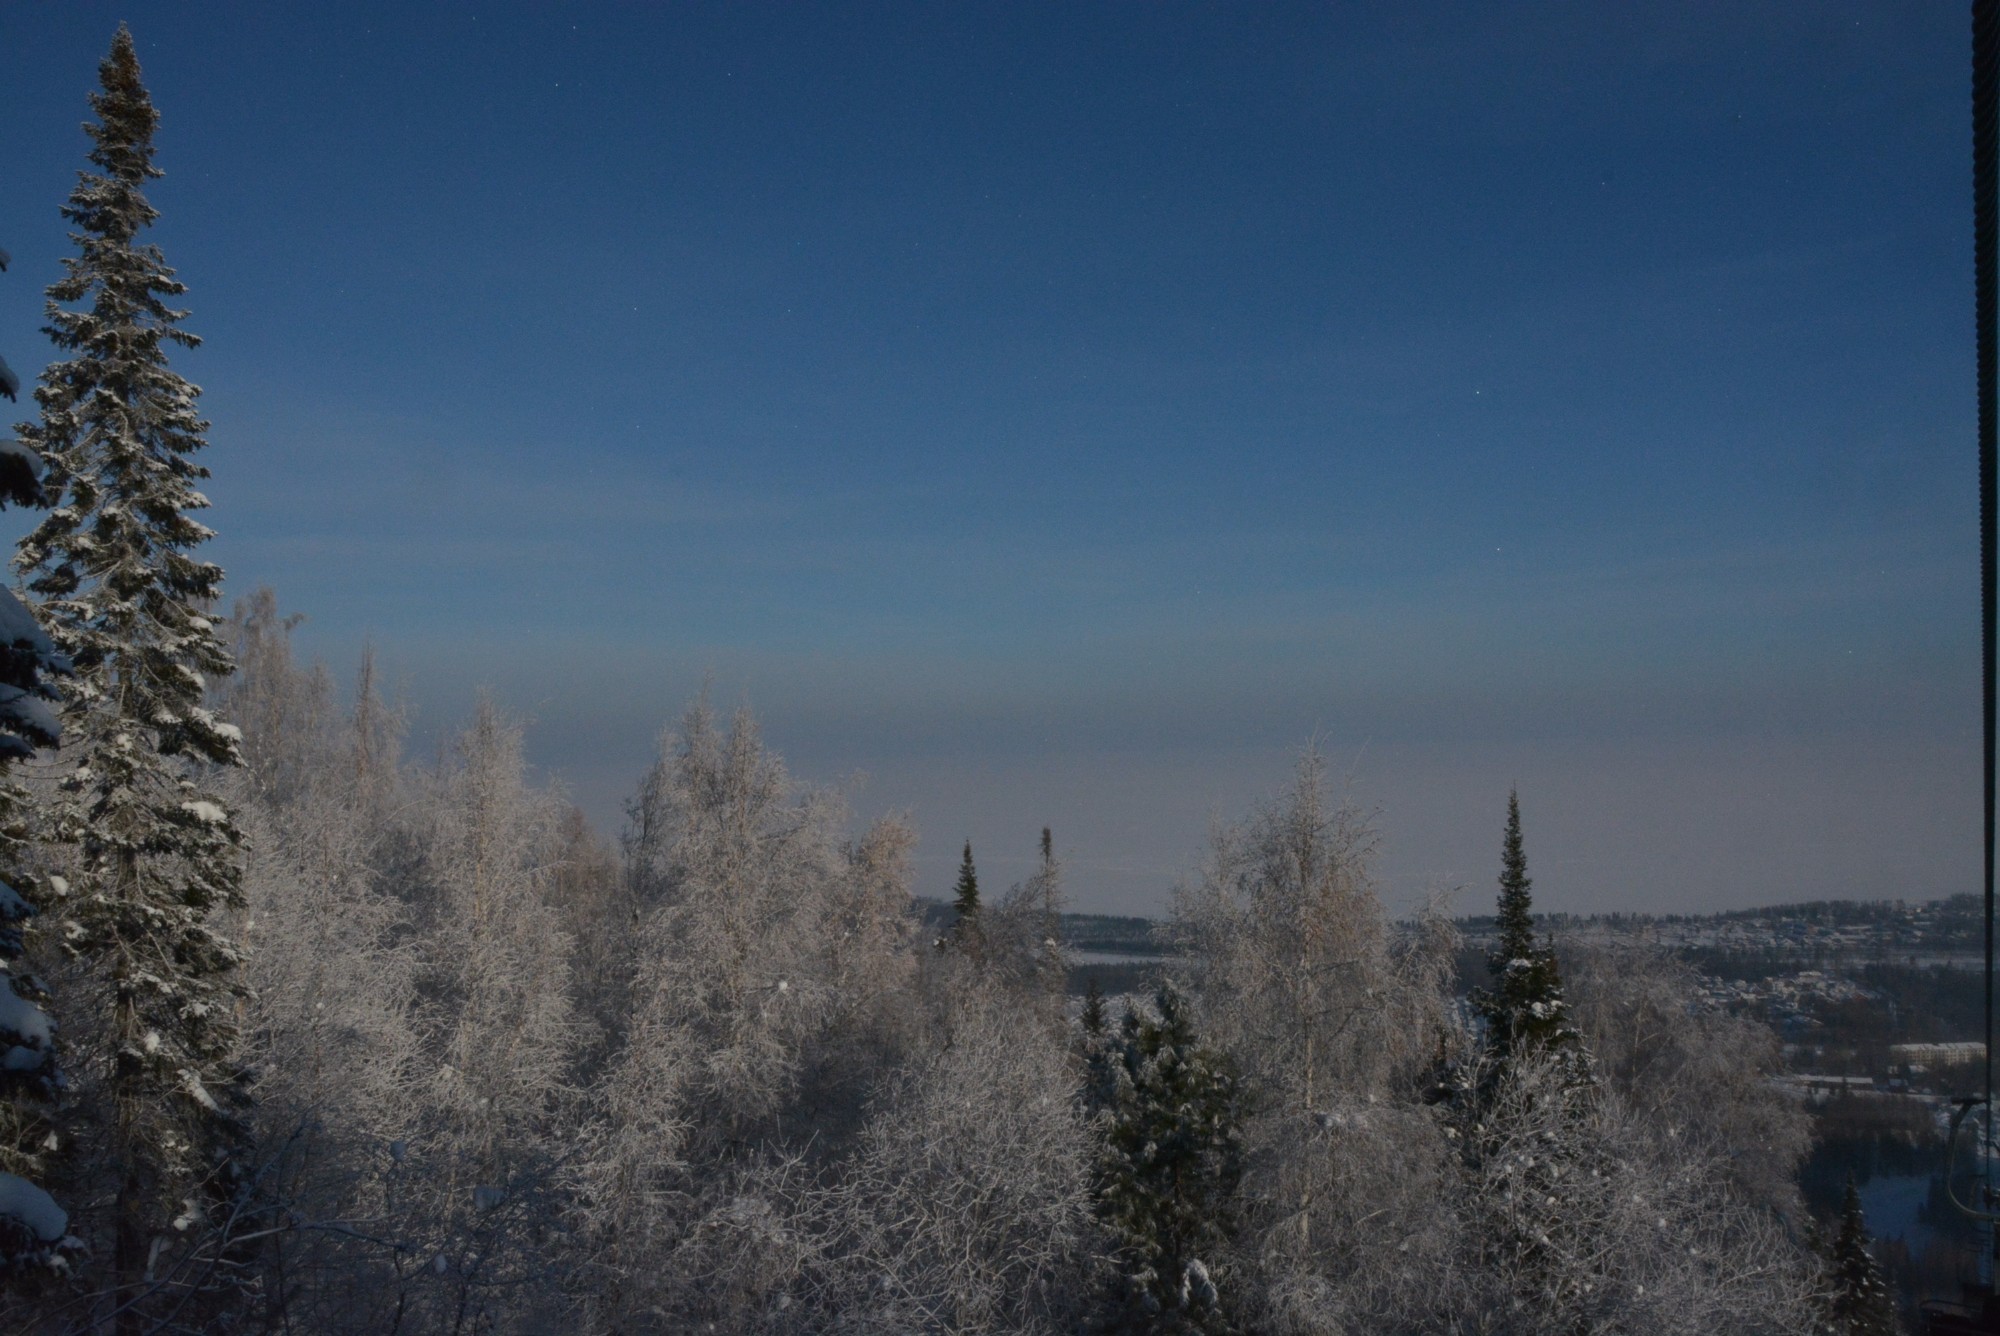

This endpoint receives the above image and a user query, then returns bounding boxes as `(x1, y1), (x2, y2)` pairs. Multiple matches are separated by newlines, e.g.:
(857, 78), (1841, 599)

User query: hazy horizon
(1, 2), (1973, 916)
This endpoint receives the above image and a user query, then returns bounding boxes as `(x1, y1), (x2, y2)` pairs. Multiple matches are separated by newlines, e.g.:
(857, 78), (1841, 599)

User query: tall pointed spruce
(948, 839), (982, 956)
(13, 24), (247, 1293)
(1474, 790), (1579, 1065)
(1825, 1179), (1896, 1336)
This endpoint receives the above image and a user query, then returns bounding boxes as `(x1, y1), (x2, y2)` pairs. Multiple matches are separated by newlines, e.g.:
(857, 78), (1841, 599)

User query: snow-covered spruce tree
(11, 24), (249, 1303)
(947, 838), (983, 957)
(1081, 978), (1108, 1038)
(1434, 793), (1606, 1332)
(1475, 790), (1584, 1077)
(1824, 1179), (1896, 1336)
(1430, 797), (1821, 1336)
(0, 243), (75, 1275)
(1089, 980), (1244, 1335)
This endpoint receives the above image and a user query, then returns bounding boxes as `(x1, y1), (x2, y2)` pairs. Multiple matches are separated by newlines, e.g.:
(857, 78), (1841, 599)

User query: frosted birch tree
(418, 700), (581, 1162)
(1442, 1044), (1821, 1336)
(613, 702), (849, 1146)
(583, 700), (919, 1325)
(206, 595), (430, 1329)
(797, 992), (1099, 1335)
(1560, 941), (1811, 1220)
(1172, 748), (1461, 1328)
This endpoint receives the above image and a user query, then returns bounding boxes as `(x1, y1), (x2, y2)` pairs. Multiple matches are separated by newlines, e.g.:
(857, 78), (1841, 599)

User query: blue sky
(0, 2), (1974, 914)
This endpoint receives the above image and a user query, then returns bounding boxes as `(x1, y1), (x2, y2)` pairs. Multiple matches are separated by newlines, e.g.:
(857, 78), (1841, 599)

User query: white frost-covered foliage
(219, 646), (590, 1334)
(597, 995), (1098, 1336)
(1171, 749), (1461, 1328)
(581, 700), (920, 1325)
(204, 596), (432, 1326)
(1167, 754), (1823, 1336)
(617, 702), (858, 1136)
(1560, 940), (1811, 1219)
(7, 577), (1832, 1336)
(1173, 751), (1448, 1109)
(1443, 1047), (1820, 1336)
(978, 828), (1069, 1014)
(794, 996), (1097, 1334)
(226, 596), (418, 1139)
(358, 696), (586, 1331)
(418, 698), (580, 1162)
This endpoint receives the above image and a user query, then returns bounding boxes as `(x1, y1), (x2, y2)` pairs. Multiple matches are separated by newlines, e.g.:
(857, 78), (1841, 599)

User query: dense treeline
(0, 27), (1884, 1336)
(15, 604), (1842, 1333)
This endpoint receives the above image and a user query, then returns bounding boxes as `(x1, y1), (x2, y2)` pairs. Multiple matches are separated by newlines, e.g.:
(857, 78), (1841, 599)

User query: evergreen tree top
(84, 28), (163, 198)
(42, 25), (196, 368)
(17, 20), (231, 722)
(1494, 788), (1534, 962)
(1081, 978), (1107, 1038)
(943, 839), (983, 957)
(953, 839), (980, 917)
(1474, 790), (1585, 1070)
